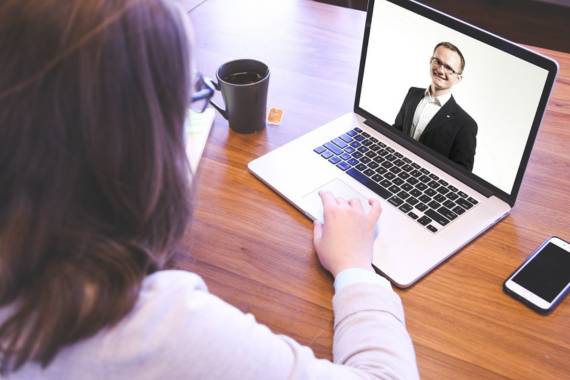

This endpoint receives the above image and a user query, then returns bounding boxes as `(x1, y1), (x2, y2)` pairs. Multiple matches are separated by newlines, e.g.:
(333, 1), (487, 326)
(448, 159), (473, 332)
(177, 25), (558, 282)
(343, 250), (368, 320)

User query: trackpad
(302, 179), (374, 223)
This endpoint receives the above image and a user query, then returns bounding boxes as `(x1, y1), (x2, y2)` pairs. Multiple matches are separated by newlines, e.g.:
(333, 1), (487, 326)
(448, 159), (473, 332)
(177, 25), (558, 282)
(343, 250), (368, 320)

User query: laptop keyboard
(313, 127), (479, 233)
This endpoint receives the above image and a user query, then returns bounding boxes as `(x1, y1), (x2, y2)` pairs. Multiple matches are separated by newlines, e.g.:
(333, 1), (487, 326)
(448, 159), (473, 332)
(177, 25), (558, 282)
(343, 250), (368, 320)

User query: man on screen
(393, 42), (477, 171)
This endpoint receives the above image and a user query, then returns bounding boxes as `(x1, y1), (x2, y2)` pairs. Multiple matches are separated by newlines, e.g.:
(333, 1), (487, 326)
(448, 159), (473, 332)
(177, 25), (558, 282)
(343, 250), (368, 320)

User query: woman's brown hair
(0, 0), (192, 372)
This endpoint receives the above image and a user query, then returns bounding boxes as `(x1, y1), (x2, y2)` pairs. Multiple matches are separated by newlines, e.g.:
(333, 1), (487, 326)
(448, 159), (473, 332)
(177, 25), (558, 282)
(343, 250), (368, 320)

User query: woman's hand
(313, 191), (382, 277)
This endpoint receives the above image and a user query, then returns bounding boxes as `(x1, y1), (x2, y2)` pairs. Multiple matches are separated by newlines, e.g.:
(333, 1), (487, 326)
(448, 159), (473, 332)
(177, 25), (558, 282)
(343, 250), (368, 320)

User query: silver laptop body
(248, 0), (558, 287)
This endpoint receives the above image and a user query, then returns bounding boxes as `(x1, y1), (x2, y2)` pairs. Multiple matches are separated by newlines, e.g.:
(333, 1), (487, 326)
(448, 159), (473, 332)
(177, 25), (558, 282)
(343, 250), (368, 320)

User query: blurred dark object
(314, 0), (570, 53)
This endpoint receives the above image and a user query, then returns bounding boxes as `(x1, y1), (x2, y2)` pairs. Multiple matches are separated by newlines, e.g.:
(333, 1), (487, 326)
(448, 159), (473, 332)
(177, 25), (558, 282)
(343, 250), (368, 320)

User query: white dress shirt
(410, 88), (451, 140)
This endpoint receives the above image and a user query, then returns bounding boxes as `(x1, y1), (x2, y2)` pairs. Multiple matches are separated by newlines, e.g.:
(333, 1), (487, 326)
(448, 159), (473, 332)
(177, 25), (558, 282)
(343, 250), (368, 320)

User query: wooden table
(178, 1), (570, 378)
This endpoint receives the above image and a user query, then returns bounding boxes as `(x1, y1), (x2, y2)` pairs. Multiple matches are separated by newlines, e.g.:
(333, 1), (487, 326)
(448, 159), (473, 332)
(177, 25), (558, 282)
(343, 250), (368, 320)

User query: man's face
(429, 46), (462, 93)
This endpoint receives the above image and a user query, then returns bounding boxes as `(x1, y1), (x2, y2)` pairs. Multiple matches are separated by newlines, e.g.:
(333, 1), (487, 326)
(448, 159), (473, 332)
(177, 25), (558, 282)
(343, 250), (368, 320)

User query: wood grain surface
(177, 1), (570, 378)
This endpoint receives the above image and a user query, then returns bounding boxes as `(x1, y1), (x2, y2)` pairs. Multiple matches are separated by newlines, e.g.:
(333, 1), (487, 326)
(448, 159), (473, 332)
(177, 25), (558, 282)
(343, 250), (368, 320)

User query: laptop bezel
(353, 0), (558, 207)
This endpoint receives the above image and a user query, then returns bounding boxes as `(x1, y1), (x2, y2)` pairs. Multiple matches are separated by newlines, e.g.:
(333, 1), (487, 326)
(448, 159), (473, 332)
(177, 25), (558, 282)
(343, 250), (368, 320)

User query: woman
(0, 0), (419, 378)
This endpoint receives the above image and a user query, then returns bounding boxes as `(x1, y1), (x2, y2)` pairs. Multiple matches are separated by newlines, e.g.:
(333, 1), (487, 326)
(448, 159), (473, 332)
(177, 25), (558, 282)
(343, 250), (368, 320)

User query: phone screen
(512, 242), (570, 302)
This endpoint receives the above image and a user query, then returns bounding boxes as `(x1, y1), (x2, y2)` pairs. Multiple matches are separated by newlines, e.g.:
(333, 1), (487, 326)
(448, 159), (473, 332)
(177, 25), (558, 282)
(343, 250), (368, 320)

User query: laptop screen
(356, 0), (557, 201)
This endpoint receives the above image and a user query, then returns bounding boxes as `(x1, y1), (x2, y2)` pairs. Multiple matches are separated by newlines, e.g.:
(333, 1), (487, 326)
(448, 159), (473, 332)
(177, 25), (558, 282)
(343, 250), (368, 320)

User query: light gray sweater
(1, 270), (419, 379)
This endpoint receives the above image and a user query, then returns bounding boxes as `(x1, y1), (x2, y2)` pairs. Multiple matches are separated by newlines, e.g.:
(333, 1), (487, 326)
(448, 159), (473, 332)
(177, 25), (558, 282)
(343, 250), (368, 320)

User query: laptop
(248, 0), (558, 287)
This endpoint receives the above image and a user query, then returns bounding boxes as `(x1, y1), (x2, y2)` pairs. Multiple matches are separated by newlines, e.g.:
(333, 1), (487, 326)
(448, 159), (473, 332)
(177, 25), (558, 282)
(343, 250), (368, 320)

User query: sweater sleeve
(100, 271), (419, 380)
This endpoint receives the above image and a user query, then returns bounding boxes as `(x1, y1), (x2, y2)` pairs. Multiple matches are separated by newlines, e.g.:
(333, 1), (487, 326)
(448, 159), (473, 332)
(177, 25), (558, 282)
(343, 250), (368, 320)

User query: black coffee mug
(206, 59), (270, 134)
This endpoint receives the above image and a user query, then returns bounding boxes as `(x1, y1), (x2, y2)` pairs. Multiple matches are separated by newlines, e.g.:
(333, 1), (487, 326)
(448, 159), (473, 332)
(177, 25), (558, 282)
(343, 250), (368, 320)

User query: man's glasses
(430, 57), (461, 76)
(190, 73), (215, 113)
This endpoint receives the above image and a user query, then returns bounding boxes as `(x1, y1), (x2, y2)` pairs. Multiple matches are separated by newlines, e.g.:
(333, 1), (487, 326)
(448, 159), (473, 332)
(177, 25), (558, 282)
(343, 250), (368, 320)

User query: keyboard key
(314, 146), (326, 154)
(388, 196), (404, 207)
(429, 173), (439, 181)
(376, 167), (387, 175)
(397, 191), (410, 200)
(416, 203), (428, 212)
(426, 225), (438, 233)
(385, 154), (396, 161)
(438, 206), (457, 221)
(384, 172), (395, 180)
(456, 197), (473, 210)
(329, 156), (341, 164)
(399, 203), (413, 213)
(350, 141), (360, 148)
(389, 166), (402, 174)
(446, 192), (459, 200)
(410, 189), (422, 197)
(357, 146), (368, 153)
(363, 169), (375, 177)
(457, 191), (468, 198)
(370, 137), (378, 143)
(394, 152), (403, 158)
(453, 206), (466, 215)
(416, 183), (428, 191)
(352, 151), (363, 159)
(361, 131), (370, 137)
(378, 149), (388, 156)
(406, 197), (419, 206)
(419, 194), (431, 203)
(417, 216), (431, 226)
(401, 183), (413, 191)
(467, 197), (478, 205)
(321, 150), (333, 159)
(393, 178), (404, 186)
(408, 211), (419, 219)
(381, 161), (393, 168)
(345, 168), (391, 199)
(340, 133), (353, 143)
(347, 158), (358, 166)
(347, 129), (358, 136)
(393, 159), (405, 167)
(336, 161), (350, 171)
(354, 127), (363, 132)
(428, 200), (441, 209)
(340, 153), (351, 160)
(380, 179), (391, 188)
(386, 146), (395, 153)
(428, 180), (439, 188)
(388, 185), (400, 193)
(420, 168), (429, 175)
(343, 146), (355, 154)
(410, 170), (422, 177)
(419, 175), (431, 183)
(365, 150), (377, 158)
(372, 174), (383, 182)
(438, 179), (448, 186)
(324, 142), (343, 155)
(425, 188), (436, 196)
(373, 155), (385, 163)
(356, 163), (367, 171)
(434, 194), (446, 203)
(443, 200), (455, 209)
(361, 156), (371, 164)
(332, 138), (347, 149)
(424, 209), (450, 226)
(369, 144), (380, 151)
(368, 161), (379, 169)
(362, 139), (372, 146)
(399, 172), (410, 180)
(354, 134), (365, 141)
(437, 186), (450, 194)
(411, 162), (420, 169)
(448, 185), (458, 192)
(406, 177), (419, 185)
(402, 164), (413, 172)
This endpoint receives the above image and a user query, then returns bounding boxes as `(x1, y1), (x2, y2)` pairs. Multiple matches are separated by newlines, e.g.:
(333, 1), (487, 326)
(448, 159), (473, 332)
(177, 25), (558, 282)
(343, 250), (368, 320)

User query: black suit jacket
(392, 87), (477, 171)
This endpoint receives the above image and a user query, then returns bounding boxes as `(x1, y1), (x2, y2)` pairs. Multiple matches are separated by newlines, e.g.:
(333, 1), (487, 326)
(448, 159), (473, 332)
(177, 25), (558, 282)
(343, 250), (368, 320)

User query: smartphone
(503, 236), (570, 314)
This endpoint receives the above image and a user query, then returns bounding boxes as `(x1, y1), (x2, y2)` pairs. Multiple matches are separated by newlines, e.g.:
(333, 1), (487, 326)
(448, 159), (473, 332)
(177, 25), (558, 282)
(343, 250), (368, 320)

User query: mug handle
(203, 76), (228, 119)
